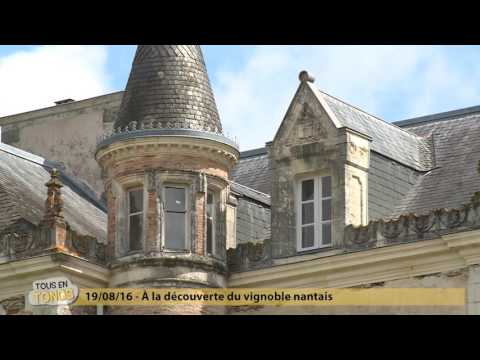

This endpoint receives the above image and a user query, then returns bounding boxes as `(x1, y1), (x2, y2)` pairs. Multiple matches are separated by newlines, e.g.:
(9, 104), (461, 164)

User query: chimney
(54, 99), (75, 105)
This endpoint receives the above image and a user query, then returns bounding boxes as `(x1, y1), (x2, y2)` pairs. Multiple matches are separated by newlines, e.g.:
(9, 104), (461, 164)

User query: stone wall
(269, 81), (371, 258)
(0, 92), (123, 198)
(228, 269), (469, 315)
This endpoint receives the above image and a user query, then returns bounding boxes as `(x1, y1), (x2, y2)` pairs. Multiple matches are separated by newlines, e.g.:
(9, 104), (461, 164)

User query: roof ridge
(0, 91), (123, 120)
(319, 89), (426, 141)
(240, 147), (268, 159)
(394, 104), (480, 127)
(0, 142), (46, 165)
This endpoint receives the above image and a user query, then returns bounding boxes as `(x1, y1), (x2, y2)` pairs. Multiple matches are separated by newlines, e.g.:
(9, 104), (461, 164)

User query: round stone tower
(95, 45), (239, 314)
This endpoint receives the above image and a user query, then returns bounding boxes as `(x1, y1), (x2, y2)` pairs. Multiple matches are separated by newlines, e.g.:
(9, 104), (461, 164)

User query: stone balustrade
(96, 120), (239, 148)
(227, 197), (480, 273)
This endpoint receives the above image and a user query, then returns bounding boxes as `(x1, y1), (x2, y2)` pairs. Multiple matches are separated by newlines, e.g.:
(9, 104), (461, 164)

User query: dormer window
(127, 188), (144, 252)
(296, 176), (332, 252)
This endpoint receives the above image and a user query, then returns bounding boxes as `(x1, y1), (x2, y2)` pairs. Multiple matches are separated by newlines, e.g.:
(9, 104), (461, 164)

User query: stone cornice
(228, 229), (480, 288)
(95, 132), (239, 170)
(97, 127), (238, 151)
(0, 253), (109, 301)
(0, 92), (123, 126)
(110, 252), (228, 274)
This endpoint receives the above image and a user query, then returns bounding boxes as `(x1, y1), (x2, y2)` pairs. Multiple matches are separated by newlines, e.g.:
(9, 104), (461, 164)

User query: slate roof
(0, 143), (107, 242)
(230, 181), (271, 206)
(231, 87), (437, 197)
(390, 108), (480, 216)
(115, 45), (223, 134)
(319, 90), (434, 171)
(231, 148), (272, 196)
(231, 92), (480, 219)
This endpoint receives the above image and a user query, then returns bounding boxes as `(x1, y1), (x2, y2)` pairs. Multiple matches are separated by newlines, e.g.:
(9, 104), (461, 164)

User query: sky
(1, 45), (480, 151)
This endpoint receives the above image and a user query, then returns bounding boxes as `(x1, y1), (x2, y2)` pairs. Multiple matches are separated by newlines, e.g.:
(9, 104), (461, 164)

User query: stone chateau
(1, 45), (480, 315)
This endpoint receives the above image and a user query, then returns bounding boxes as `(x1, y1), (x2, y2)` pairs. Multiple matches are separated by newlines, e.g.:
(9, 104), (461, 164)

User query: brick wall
(195, 193), (206, 256)
(109, 155), (228, 181)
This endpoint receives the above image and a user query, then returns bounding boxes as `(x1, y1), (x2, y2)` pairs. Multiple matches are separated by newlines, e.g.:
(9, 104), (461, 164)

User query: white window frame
(296, 175), (333, 252)
(162, 184), (190, 251)
(206, 190), (216, 256)
(126, 187), (144, 253)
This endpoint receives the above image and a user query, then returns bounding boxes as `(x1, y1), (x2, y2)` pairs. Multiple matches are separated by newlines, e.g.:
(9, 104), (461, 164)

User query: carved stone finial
(42, 168), (65, 227)
(299, 70), (315, 83)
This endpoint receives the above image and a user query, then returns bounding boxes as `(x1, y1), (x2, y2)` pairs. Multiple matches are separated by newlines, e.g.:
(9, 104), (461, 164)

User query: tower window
(164, 186), (188, 250)
(206, 191), (216, 255)
(127, 188), (144, 252)
(297, 176), (332, 251)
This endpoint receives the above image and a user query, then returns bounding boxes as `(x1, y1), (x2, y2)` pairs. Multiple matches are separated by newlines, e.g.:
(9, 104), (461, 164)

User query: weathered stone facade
(269, 75), (370, 258)
(0, 169), (106, 265)
(0, 92), (123, 197)
(93, 46), (239, 314)
(2, 46), (480, 315)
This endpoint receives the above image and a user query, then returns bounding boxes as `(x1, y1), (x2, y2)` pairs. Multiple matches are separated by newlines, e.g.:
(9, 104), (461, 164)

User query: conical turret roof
(114, 45), (223, 134)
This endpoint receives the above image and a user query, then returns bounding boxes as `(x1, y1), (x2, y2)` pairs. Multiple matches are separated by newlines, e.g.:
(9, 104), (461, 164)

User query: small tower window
(165, 186), (188, 250)
(206, 191), (216, 255)
(297, 176), (332, 251)
(127, 188), (144, 252)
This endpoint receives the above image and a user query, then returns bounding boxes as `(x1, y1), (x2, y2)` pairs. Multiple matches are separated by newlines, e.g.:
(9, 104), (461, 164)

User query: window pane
(301, 226), (314, 249)
(165, 187), (186, 212)
(165, 212), (186, 250)
(322, 199), (332, 221)
(322, 223), (332, 245)
(129, 214), (143, 251)
(302, 202), (314, 225)
(301, 179), (314, 201)
(322, 176), (332, 198)
(207, 192), (214, 217)
(129, 189), (143, 213)
(206, 192), (215, 254)
(207, 217), (213, 254)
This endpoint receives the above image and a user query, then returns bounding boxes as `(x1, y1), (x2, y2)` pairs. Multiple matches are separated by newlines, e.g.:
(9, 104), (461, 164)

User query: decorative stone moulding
(0, 220), (106, 264)
(95, 127), (240, 171)
(97, 121), (238, 149)
(227, 197), (480, 273)
(344, 199), (480, 251)
(0, 168), (107, 265)
(227, 239), (273, 273)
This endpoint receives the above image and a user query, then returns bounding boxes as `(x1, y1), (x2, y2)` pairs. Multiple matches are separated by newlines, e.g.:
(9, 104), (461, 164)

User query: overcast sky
(1, 45), (479, 151)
